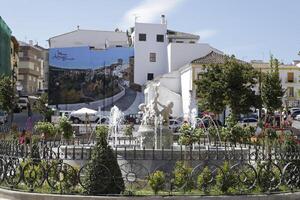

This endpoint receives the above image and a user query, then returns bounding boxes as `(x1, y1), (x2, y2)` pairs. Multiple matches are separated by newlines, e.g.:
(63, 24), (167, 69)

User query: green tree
(84, 125), (124, 195)
(34, 121), (56, 139)
(195, 63), (226, 115)
(58, 117), (73, 139)
(0, 75), (16, 126)
(261, 56), (284, 114)
(33, 93), (54, 122)
(195, 56), (259, 121)
(222, 57), (259, 119)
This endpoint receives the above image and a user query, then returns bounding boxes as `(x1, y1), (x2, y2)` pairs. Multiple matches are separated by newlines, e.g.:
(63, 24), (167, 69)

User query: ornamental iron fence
(0, 138), (298, 195)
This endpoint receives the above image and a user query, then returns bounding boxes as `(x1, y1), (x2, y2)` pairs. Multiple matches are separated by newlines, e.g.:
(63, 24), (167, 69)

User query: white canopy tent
(71, 107), (97, 115)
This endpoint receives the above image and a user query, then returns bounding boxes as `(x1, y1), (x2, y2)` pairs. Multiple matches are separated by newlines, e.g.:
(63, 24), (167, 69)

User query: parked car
(239, 118), (258, 127)
(13, 104), (22, 113)
(124, 114), (142, 124)
(0, 111), (8, 124)
(295, 114), (300, 121)
(17, 97), (29, 109)
(169, 119), (182, 132)
(59, 110), (72, 118)
(289, 107), (300, 114)
(197, 119), (222, 128)
(291, 110), (300, 119)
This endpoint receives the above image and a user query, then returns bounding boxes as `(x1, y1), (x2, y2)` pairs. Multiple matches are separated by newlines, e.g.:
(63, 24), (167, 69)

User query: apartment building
(35, 45), (49, 91)
(10, 36), (19, 83)
(252, 60), (300, 107)
(18, 41), (44, 95)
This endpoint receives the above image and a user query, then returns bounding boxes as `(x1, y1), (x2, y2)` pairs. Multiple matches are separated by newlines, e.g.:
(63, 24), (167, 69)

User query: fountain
(109, 105), (124, 148)
(137, 85), (173, 149)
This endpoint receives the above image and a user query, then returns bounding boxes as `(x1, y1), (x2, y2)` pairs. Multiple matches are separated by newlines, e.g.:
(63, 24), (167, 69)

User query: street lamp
(55, 81), (60, 110)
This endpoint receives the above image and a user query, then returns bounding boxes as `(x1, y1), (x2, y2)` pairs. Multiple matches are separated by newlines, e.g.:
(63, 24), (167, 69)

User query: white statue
(139, 84), (174, 126)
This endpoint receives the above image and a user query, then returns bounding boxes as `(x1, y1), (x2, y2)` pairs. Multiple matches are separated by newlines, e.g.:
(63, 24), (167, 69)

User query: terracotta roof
(191, 51), (247, 64)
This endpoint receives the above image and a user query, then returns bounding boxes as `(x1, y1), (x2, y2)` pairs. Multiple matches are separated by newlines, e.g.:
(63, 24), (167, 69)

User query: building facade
(48, 29), (129, 49)
(35, 45), (49, 91)
(0, 16), (12, 76)
(131, 15), (221, 86)
(252, 60), (300, 107)
(10, 36), (19, 84)
(132, 21), (169, 85)
(18, 41), (44, 95)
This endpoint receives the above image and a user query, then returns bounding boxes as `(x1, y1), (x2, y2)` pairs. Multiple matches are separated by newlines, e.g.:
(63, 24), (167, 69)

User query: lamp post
(55, 81), (60, 110)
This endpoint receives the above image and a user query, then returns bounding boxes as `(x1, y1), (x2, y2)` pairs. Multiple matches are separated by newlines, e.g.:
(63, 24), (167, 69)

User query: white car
(0, 111), (8, 124)
(295, 114), (300, 121)
(290, 107), (300, 114)
(17, 97), (29, 109)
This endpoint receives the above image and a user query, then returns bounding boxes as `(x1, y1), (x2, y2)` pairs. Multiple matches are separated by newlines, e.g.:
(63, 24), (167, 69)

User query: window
(149, 53), (156, 62)
(287, 72), (294, 82)
(139, 33), (146, 41)
(176, 41), (184, 43)
(147, 73), (154, 81)
(287, 87), (294, 97)
(189, 41), (196, 44)
(156, 34), (164, 42)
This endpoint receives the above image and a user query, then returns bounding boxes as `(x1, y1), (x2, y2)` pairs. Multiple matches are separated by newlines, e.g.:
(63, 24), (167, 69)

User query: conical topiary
(84, 125), (125, 195)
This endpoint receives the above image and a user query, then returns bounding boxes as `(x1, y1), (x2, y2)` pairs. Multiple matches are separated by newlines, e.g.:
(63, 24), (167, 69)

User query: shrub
(243, 126), (255, 143)
(58, 117), (73, 139)
(207, 126), (219, 141)
(216, 161), (236, 194)
(179, 124), (195, 145)
(172, 161), (193, 192)
(124, 123), (134, 137)
(34, 122), (56, 138)
(84, 125), (124, 195)
(148, 170), (165, 194)
(197, 166), (212, 194)
(194, 128), (205, 142)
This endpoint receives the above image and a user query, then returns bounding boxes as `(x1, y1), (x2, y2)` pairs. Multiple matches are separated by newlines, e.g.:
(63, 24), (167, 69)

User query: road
(0, 110), (42, 132)
(292, 120), (300, 129)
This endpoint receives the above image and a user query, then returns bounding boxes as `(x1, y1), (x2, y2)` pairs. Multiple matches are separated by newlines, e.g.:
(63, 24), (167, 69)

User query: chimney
(29, 40), (33, 45)
(161, 14), (166, 24)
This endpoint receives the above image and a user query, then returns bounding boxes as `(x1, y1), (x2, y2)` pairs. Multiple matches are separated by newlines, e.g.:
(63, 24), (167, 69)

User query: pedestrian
(27, 102), (32, 117)
(19, 129), (26, 145)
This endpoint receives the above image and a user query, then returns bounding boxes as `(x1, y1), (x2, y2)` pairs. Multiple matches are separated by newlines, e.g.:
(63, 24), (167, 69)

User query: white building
(145, 51), (228, 119)
(131, 15), (221, 86)
(48, 29), (129, 49)
(132, 21), (168, 85)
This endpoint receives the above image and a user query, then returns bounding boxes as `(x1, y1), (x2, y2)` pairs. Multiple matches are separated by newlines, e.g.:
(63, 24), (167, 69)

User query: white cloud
(119, 0), (185, 29)
(195, 29), (217, 41)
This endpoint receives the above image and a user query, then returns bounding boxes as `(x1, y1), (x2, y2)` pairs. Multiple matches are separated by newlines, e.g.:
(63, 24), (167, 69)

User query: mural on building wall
(48, 46), (134, 105)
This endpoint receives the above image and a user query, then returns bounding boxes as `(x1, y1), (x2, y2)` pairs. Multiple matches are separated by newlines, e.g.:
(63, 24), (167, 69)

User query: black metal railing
(0, 138), (298, 195)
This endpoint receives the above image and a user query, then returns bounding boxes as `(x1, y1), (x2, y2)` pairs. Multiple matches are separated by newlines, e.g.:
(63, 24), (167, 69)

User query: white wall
(49, 30), (128, 49)
(167, 43), (222, 72)
(180, 66), (193, 118)
(133, 22), (168, 85)
(144, 82), (182, 117)
(155, 71), (181, 94)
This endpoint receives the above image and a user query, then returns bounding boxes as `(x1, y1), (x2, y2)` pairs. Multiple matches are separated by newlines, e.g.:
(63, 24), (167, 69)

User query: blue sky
(1, 0), (299, 63)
